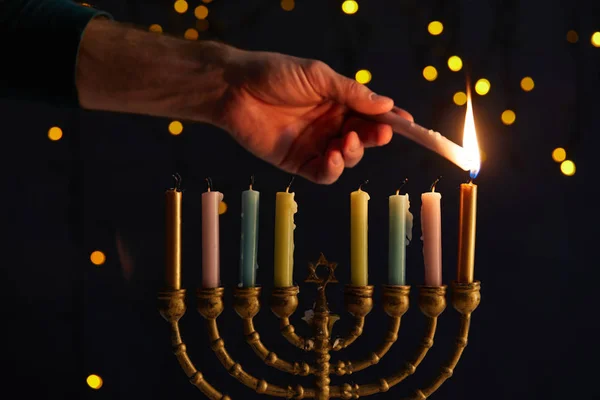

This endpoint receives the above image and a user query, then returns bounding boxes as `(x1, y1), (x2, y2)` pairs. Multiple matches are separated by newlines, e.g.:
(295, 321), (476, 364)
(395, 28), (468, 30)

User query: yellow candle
(350, 184), (370, 286)
(165, 175), (182, 290)
(274, 181), (297, 287)
(457, 182), (477, 283)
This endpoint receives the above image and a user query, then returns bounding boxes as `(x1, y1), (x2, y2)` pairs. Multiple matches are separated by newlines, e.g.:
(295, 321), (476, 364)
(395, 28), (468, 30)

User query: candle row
(164, 177), (477, 290)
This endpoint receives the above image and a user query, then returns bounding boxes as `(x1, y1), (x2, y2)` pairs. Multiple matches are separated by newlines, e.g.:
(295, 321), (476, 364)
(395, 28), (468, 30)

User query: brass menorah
(158, 253), (481, 399)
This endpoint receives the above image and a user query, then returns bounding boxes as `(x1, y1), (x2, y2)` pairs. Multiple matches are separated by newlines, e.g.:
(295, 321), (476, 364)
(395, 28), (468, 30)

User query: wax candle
(388, 181), (413, 285)
(457, 182), (477, 283)
(202, 178), (224, 288)
(165, 174), (182, 290)
(421, 177), (442, 286)
(351, 182), (370, 286)
(274, 178), (297, 287)
(240, 177), (260, 287)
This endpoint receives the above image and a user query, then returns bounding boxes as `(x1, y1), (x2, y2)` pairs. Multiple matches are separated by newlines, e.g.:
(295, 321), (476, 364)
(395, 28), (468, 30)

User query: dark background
(2, 0), (598, 399)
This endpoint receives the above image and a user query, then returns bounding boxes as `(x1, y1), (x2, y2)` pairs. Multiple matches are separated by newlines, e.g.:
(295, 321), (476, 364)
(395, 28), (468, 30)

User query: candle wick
(286, 175), (295, 192)
(205, 177), (212, 192)
(172, 172), (182, 192)
(430, 175), (442, 192)
(250, 174), (255, 190)
(396, 177), (408, 194)
(359, 179), (369, 191)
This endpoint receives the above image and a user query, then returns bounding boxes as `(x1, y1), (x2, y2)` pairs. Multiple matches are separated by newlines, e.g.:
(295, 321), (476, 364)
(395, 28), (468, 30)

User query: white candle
(421, 178), (442, 286)
(367, 108), (470, 171)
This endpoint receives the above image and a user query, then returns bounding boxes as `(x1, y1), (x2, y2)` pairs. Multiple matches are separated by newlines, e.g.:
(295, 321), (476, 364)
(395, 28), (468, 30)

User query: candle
(202, 178), (223, 288)
(421, 177), (442, 286)
(274, 177), (297, 287)
(240, 176), (260, 287)
(457, 89), (481, 283)
(351, 181), (370, 286)
(388, 179), (413, 285)
(165, 173), (182, 290)
(364, 107), (471, 171)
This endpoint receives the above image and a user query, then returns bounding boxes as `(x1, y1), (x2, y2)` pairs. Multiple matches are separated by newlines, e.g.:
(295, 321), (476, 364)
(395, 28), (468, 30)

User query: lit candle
(389, 179), (413, 286)
(202, 178), (223, 288)
(351, 181), (370, 286)
(165, 173), (182, 290)
(274, 177), (297, 287)
(240, 176), (260, 287)
(457, 90), (481, 283)
(421, 177), (442, 286)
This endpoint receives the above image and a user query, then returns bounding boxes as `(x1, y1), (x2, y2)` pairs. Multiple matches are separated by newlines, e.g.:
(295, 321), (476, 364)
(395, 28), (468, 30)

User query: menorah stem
(313, 286), (332, 400)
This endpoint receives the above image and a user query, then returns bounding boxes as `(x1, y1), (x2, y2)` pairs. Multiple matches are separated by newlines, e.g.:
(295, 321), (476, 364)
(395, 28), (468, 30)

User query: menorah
(158, 252), (481, 400)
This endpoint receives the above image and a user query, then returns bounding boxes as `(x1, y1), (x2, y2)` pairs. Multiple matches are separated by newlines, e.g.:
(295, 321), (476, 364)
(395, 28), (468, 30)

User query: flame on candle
(463, 89), (481, 179)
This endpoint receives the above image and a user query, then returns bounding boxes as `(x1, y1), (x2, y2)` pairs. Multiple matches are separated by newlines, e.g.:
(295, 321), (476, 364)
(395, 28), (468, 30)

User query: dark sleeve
(0, 0), (113, 107)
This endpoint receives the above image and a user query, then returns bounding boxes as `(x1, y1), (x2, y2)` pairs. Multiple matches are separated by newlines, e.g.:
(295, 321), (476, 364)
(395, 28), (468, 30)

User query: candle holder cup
(157, 253), (481, 399)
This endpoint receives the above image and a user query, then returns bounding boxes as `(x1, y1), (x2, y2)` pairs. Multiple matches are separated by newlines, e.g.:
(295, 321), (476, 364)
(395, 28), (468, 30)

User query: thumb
(314, 63), (394, 114)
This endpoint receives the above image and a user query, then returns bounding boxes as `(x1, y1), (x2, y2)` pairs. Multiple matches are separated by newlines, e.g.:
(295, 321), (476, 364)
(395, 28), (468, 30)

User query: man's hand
(215, 48), (413, 184)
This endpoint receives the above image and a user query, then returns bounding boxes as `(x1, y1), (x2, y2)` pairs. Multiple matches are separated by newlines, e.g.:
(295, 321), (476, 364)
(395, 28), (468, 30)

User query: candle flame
(463, 90), (481, 179)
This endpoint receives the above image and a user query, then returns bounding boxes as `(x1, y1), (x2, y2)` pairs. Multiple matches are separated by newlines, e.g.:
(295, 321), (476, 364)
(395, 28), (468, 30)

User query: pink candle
(202, 183), (223, 288)
(421, 178), (442, 286)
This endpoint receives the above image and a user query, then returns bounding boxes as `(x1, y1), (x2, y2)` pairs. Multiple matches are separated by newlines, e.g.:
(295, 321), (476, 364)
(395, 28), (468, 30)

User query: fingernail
(331, 152), (343, 166)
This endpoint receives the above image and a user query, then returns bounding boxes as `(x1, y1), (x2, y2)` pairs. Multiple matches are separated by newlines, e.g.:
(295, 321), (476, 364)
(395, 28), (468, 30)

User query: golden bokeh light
(355, 69), (372, 84)
(48, 126), (63, 141)
(501, 109), (516, 125)
(592, 32), (600, 47)
(90, 251), (106, 266)
(202, 0), (213, 2)
(184, 28), (199, 40)
(168, 121), (183, 135)
(447, 55), (463, 72)
(428, 21), (443, 35)
(149, 24), (163, 33)
(87, 374), (103, 390)
(566, 30), (578, 43)
(196, 19), (210, 31)
(194, 5), (209, 19)
(341, 0), (358, 15)
(520, 76), (534, 92)
(552, 147), (566, 162)
(422, 66), (438, 81)
(560, 160), (576, 176)
(453, 91), (467, 106)
(474, 78), (490, 95)
(218, 201), (228, 215)
(281, 0), (295, 11)
(174, 0), (188, 14)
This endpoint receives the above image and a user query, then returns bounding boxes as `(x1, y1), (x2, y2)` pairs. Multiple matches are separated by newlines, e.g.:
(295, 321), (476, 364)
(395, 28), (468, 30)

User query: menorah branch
(333, 285), (410, 376)
(233, 287), (314, 376)
(271, 286), (315, 351)
(406, 281), (481, 400)
(158, 290), (230, 400)
(331, 285), (374, 351)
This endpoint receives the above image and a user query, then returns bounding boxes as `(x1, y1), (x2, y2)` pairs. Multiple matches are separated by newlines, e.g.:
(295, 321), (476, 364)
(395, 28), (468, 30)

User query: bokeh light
(149, 24), (163, 33)
(194, 5), (209, 19)
(219, 201), (228, 215)
(169, 121), (183, 135)
(592, 32), (600, 47)
(428, 21), (443, 35)
(447, 56), (463, 72)
(341, 0), (358, 14)
(422, 66), (438, 81)
(560, 160), (576, 176)
(184, 28), (199, 40)
(281, 0), (295, 11)
(520, 76), (534, 92)
(48, 126), (63, 141)
(566, 30), (578, 43)
(174, 0), (188, 14)
(453, 91), (467, 106)
(87, 374), (103, 390)
(90, 251), (106, 266)
(355, 69), (372, 84)
(474, 78), (491, 95)
(501, 110), (516, 125)
(202, 0), (213, 2)
(552, 147), (566, 162)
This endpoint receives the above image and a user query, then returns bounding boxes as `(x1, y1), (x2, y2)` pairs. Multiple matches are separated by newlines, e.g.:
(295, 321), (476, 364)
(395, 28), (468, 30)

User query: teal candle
(240, 183), (260, 287)
(388, 191), (413, 285)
